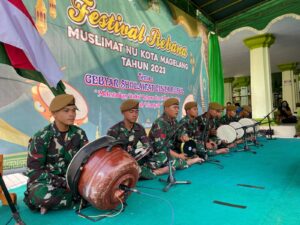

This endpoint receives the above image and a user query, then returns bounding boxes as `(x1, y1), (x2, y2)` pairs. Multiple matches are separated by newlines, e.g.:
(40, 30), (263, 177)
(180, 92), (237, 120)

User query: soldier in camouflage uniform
(220, 105), (243, 145)
(239, 105), (252, 118)
(196, 102), (229, 156)
(220, 105), (240, 124)
(107, 99), (169, 179)
(24, 94), (88, 214)
(177, 101), (206, 158)
(149, 98), (203, 169)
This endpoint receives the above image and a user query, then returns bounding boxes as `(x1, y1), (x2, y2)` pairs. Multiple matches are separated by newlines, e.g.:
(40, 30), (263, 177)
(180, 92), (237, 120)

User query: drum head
(217, 125), (237, 143)
(229, 122), (244, 139)
(182, 140), (197, 157)
(239, 118), (255, 133)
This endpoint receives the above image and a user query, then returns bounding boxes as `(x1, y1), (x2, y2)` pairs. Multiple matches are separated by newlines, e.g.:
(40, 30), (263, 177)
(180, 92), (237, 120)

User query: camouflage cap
(184, 101), (197, 111)
(208, 102), (224, 111)
(163, 98), (179, 107)
(120, 99), (139, 112)
(226, 105), (236, 111)
(49, 94), (76, 112)
(243, 105), (252, 113)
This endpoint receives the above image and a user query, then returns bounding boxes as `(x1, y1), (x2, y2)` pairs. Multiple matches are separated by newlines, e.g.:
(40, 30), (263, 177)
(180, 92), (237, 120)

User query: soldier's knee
(24, 184), (72, 210)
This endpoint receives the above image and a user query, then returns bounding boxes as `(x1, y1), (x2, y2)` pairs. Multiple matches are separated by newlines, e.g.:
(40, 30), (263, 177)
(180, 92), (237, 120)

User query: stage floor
(1, 138), (300, 225)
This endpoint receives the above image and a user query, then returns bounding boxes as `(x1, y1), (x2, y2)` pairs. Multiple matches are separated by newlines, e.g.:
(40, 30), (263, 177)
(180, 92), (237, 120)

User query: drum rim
(182, 139), (197, 157)
(66, 135), (117, 196)
(229, 122), (245, 139)
(238, 118), (259, 133)
(217, 125), (237, 143)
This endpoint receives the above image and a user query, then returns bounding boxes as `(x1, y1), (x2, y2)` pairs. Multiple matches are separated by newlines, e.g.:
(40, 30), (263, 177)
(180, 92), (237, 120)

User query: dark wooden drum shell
(66, 136), (139, 210)
(78, 146), (139, 210)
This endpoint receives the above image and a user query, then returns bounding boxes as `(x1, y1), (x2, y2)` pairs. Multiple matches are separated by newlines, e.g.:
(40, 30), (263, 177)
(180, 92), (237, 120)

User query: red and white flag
(0, 0), (63, 87)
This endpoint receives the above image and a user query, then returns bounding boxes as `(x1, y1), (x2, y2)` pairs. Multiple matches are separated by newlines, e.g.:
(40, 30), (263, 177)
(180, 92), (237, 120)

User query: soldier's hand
(206, 142), (213, 149)
(216, 148), (229, 154)
(177, 153), (188, 160)
(206, 141), (216, 149)
(180, 135), (189, 142)
(127, 145), (133, 152)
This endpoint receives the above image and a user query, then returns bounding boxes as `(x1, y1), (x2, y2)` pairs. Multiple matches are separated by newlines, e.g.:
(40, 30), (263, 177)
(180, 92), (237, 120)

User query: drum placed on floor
(229, 122), (245, 139)
(66, 136), (139, 210)
(217, 125), (237, 143)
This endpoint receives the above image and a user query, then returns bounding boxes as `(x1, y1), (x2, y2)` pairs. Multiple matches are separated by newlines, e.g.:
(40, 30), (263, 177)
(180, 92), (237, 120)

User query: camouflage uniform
(220, 114), (240, 125)
(149, 113), (188, 169)
(177, 115), (205, 155)
(196, 112), (222, 155)
(107, 121), (156, 179)
(24, 123), (88, 210)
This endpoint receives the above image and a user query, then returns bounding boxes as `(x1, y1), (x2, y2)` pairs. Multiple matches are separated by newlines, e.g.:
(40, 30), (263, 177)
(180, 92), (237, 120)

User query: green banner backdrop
(0, 0), (209, 171)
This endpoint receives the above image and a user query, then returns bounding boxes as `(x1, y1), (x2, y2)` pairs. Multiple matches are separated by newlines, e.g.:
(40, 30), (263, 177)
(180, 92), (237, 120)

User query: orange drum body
(66, 136), (139, 210)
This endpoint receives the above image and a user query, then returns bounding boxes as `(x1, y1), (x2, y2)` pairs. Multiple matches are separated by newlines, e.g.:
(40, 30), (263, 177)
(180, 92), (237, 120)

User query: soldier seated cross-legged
(197, 102), (230, 155)
(24, 94), (89, 215)
(220, 105), (243, 145)
(149, 98), (203, 170)
(176, 101), (207, 159)
(107, 99), (170, 180)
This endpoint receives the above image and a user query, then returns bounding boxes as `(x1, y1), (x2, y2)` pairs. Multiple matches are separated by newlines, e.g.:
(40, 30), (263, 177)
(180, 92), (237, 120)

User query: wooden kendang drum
(66, 136), (139, 210)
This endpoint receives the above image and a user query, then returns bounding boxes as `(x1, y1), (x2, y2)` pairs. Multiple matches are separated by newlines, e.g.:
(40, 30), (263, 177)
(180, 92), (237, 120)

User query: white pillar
(244, 34), (275, 118)
(278, 63), (298, 112)
(224, 77), (234, 104)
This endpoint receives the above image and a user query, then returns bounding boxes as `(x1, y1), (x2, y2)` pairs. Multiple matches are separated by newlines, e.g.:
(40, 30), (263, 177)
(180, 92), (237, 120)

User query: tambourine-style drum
(66, 136), (139, 210)
(229, 122), (245, 139)
(131, 147), (152, 163)
(217, 125), (237, 143)
(238, 118), (259, 133)
(180, 140), (197, 157)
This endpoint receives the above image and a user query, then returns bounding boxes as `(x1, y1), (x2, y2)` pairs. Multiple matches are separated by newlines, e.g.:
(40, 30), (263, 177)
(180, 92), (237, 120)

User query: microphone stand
(258, 108), (277, 140)
(265, 114), (276, 140)
(0, 173), (26, 225)
(246, 121), (263, 148)
(159, 123), (191, 192)
(197, 114), (223, 168)
(233, 125), (256, 154)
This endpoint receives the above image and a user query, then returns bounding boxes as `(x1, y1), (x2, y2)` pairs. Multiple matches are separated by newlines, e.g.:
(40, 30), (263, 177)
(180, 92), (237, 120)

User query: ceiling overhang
(168, 0), (300, 38)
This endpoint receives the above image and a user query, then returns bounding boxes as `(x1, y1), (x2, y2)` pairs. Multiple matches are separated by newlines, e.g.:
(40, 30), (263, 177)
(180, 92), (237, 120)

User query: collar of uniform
(187, 114), (196, 122)
(120, 121), (141, 131)
(201, 112), (209, 119)
(51, 122), (76, 137)
(162, 112), (176, 123)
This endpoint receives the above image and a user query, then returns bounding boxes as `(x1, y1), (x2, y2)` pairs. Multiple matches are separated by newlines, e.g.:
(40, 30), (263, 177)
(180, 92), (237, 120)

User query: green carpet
(1, 138), (300, 225)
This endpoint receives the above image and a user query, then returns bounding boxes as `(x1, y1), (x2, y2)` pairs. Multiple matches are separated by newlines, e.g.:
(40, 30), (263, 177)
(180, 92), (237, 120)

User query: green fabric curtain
(208, 33), (224, 105)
